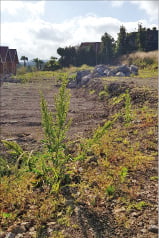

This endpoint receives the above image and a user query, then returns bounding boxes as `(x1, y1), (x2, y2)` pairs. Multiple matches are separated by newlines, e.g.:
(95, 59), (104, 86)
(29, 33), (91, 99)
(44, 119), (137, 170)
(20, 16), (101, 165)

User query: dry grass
(127, 50), (158, 60)
(120, 50), (158, 68)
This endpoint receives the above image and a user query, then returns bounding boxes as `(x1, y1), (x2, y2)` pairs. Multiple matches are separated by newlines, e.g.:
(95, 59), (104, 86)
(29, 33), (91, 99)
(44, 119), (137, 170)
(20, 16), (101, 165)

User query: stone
(141, 228), (147, 233)
(65, 199), (74, 206)
(138, 222), (143, 226)
(15, 234), (23, 238)
(80, 74), (91, 86)
(114, 207), (126, 214)
(92, 64), (108, 77)
(67, 64), (138, 89)
(116, 72), (125, 77)
(28, 231), (36, 238)
(103, 69), (110, 76)
(5, 233), (16, 238)
(78, 167), (83, 173)
(117, 64), (130, 73)
(47, 221), (56, 227)
(67, 70), (91, 88)
(47, 227), (53, 234)
(11, 225), (26, 234)
(107, 70), (115, 77)
(148, 225), (158, 233)
(110, 68), (118, 74)
(86, 156), (98, 164)
(76, 70), (91, 83)
(0, 231), (5, 238)
(125, 71), (131, 77)
(67, 80), (77, 88)
(130, 65), (138, 75)
(131, 212), (139, 217)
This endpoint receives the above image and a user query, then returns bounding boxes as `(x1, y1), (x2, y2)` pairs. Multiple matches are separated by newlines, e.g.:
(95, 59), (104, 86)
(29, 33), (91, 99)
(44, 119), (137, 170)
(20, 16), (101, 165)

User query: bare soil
(0, 76), (157, 147)
(0, 80), (106, 149)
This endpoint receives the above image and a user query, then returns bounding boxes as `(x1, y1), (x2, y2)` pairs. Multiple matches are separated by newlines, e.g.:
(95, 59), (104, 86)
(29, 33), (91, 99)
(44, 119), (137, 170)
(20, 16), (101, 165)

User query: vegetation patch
(0, 64), (158, 237)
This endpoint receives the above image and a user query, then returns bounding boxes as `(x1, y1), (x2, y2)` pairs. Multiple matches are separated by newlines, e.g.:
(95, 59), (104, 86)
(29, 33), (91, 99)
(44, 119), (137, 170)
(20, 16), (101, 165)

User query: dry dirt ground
(0, 76), (157, 147)
(0, 75), (158, 238)
(0, 78), (112, 151)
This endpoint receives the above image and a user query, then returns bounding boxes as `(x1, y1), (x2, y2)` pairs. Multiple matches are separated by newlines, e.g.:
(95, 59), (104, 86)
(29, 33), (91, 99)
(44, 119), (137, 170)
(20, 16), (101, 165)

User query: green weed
(127, 201), (148, 211)
(105, 185), (116, 196)
(41, 74), (70, 156)
(89, 89), (95, 95)
(112, 89), (132, 124)
(39, 75), (71, 193)
(150, 176), (158, 180)
(119, 167), (128, 183)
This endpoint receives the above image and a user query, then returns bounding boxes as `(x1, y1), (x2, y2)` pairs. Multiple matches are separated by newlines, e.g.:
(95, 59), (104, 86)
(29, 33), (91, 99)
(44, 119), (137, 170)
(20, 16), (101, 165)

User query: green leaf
(2, 212), (12, 218)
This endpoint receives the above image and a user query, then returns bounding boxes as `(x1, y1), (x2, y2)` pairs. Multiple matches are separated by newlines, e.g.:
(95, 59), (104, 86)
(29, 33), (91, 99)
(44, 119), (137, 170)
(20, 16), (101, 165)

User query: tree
(116, 25), (127, 56)
(57, 47), (66, 59)
(126, 32), (138, 53)
(100, 32), (115, 64)
(44, 57), (60, 71)
(20, 56), (28, 67)
(38, 59), (44, 70)
(137, 23), (146, 51)
(57, 46), (77, 67)
(32, 58), (43, 70)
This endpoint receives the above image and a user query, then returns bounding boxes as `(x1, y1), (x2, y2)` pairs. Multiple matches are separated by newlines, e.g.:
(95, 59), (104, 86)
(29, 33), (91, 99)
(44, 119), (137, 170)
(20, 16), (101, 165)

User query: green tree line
(55, 24), (158, 68)
(21, 24), (158, 71)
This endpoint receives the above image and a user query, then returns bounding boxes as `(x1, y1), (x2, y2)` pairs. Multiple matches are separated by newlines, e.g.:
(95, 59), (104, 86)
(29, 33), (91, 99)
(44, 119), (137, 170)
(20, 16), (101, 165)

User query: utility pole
(95, 42), (97, 65)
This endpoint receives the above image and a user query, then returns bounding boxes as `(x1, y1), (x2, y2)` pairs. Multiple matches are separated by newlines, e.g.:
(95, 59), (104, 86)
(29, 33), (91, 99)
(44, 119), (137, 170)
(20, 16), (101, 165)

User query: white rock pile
(67, 64), (138, 88)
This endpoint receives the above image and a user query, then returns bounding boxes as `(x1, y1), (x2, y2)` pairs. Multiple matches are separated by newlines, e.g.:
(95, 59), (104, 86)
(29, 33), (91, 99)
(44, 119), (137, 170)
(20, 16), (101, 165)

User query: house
(80, 42), (101, 65)
(0, 46), (19, 76)
(80, 42), (101, 53)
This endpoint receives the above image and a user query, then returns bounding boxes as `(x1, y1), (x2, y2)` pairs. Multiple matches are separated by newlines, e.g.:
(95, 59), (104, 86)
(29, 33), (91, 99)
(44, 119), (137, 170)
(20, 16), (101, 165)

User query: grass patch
(14, 64), (94, 83)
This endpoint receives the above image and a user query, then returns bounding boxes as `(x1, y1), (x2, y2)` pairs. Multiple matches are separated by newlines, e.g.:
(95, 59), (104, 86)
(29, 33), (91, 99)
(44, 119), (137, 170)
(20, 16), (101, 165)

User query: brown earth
(0, 76), (157, 148)
(0, 80), (106, 150)
(0, 75), (158, 238)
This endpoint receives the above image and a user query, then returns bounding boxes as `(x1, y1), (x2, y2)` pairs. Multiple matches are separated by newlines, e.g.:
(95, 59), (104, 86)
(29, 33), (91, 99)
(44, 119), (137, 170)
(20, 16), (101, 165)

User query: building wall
(7, 62), (13, 74)
(12, 63), (17, 75)
(0, 63), (3, 74)
(2, 63), (8, 74)
(0, 62), (17, 75)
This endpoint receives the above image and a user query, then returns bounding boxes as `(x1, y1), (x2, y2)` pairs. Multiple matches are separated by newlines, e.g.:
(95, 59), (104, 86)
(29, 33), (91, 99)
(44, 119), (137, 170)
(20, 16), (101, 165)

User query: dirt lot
(0, 75), (157, 149)
(0, 80), (106, 150)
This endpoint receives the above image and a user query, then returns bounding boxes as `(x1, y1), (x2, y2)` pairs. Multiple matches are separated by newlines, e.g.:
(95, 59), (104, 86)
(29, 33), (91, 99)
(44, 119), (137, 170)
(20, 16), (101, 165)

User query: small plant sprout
(105, 185), (116, 196)
(119, 167), (128, 183)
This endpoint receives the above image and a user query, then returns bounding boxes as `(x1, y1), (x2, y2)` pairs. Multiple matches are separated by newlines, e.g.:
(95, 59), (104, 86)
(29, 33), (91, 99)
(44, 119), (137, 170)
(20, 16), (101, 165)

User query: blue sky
(1, 0), (158, 60)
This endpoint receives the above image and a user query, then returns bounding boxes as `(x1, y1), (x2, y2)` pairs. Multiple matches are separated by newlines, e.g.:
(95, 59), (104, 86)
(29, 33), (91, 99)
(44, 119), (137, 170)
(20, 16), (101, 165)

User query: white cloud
(1, 14), (157, 60)
(131, 1), (158, 21)
(1, 0), (45, 19)
(1, 1), (23, 15)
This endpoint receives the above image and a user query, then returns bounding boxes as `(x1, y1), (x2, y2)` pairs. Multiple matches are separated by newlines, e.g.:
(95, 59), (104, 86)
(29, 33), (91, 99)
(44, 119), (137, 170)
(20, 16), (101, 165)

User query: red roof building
(0, 46), (19, 76)
(80, 42), (101, 52)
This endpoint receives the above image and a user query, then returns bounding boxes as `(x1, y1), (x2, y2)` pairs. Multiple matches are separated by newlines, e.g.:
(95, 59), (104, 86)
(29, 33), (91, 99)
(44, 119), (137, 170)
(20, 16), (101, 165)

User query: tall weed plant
(41, 75), (70, 156)
(40, 75), (71, 193)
